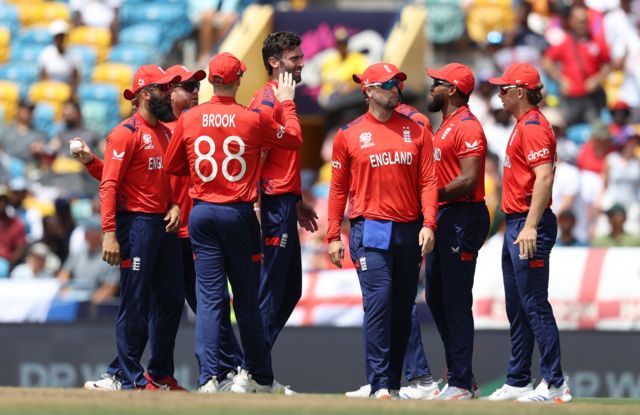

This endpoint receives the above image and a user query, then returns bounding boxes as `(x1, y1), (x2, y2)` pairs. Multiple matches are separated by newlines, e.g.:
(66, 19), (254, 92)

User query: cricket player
(99, 64), (185, 390)
(249, 32), (318, 367)
(164, 52), (301, 394)
(328, 62), (438, 399)
(346, 102), (440, 400)
(487, 63), (572, 403)
(423, 63), (490, 400)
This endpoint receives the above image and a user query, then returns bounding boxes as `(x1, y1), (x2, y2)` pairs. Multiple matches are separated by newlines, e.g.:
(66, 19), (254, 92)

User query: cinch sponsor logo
(331, 160), (342, 169)
(369, 151), (413, 168)
(527, 147), (550, 161)
(202, 113), (236, 128)
(148, 156), (163, 170)
(276, 126), (285, 139)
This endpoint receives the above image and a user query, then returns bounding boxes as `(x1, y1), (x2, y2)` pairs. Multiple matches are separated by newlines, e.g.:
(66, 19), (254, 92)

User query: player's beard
(280, 61), (302, 83)
(384, 95), (399, 110)
(428, 93), (445, 112)
(149, 95), (176, 122)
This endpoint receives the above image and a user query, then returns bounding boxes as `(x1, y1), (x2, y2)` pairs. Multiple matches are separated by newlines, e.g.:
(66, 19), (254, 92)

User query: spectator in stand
(318, 27), (369, 108)
(0, 100), (46, 164)
(188, 0), (240, 65)
(38, 20), (79, 93)
(70, 0), (120, 44)
(7, 177), (43, 243)
(53, 100), (102, 155)
(542, 5), (611, 125)
(577, 120), (613, 174)
(609, 101), (636, 148)
(556, 210), (587, 247)
(602, 0), (640, 120)
(10, 242), (55, 280)
(592, 204), (640, 247)
(0, 185), (27, 272)
(57, 216), (119, 304)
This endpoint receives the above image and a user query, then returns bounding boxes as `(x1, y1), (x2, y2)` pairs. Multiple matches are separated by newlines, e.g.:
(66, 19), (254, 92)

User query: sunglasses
(144, 83), (173, 92)
(366, 79), (400, 90)
(174, 81), (200, 93)
(432, 79), (453, 89)
(499, 85), (518, 95)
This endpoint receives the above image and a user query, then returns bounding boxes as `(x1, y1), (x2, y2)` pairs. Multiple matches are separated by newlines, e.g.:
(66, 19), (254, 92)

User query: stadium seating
(0, 26), (10, 63)
(28, 80), (71, 120)
(118, 23), (168, 56)
(14, 27), (51, 48)
(0, 3), (19, 38)
(15, 1), (69, 28)
(78, 82), (123, 135)
(32, 102), (57, 138)
(108, 44), (159, 68)
(67, 26), (111, 62)
(566, 123), (592, 145)
(68, 46), (98, 83)
(466, 0), (515, 46)
(0, 80), (19, 123)
(425, 0), (465, 45)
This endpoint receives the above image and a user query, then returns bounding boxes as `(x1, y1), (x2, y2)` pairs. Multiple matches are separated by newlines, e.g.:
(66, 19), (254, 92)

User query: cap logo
(383, 65), (392, 73)
(180, 65), (189, 72)
(137, 78), (145, 87)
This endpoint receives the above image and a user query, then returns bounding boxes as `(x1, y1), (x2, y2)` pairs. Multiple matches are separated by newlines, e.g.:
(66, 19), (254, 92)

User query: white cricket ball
(69, 140), (83, 154)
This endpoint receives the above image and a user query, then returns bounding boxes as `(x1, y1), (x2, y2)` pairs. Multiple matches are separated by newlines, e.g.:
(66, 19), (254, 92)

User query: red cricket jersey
(100, 112), (175, 232)
(501, 108), (556, 214)
(432, 105), (486, 205)
(164, 96), (302, 204)
(163, 119), (193, 238)
(327, 111), (438, 242)
(249, 80), (302, 196)
(395, 103), (434, 135)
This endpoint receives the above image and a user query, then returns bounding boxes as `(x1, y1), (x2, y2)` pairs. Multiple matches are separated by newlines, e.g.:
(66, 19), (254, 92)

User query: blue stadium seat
(9, 43), (46, 64)
(118, 23), (164, 51)
(33, 102), (56, 138)
(78, 82), (121, 135)
(120, 2), (187, 28)
(0, 4), (19, 38)
(566, 123), (592, 145)
(14, 28), (52, 47)
(426, 0), (465, 45)
(108, 44), (158, 67)
(0, 62), (39, 84)
(68, 46), (98, 83)
(0, 257), (9, 279)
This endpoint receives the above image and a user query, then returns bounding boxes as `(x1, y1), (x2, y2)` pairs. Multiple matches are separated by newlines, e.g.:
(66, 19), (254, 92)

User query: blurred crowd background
(1, 0), (639, 308)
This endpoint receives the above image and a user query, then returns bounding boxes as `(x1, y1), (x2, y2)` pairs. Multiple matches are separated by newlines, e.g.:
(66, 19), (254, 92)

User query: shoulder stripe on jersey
(525, 120), (540, 125)
(416, 121), (425, 127)
(261, 100), (275, 108)
(461, 117), (474, 121)
(252, 108), (260, 113)
(123, 123), (135, 132)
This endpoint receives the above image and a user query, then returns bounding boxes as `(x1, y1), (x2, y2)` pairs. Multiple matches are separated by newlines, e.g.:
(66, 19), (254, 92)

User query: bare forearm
(438, 174), (476, 202)
(525, 175), (552, 229)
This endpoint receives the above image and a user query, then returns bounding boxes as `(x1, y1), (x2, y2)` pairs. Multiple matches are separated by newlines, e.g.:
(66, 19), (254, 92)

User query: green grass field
(1, 389), (639, 415)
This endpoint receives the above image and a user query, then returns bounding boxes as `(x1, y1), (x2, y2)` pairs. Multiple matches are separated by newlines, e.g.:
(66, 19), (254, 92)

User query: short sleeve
(521, 125), (554, 168)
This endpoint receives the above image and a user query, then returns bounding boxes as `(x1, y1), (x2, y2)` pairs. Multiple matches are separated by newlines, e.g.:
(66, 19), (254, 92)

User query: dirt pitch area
(0, 388), (639, 415)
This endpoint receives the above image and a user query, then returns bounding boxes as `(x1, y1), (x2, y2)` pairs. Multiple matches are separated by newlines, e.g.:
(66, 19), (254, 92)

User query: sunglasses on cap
(499, 85), (519, 95)
(174, 81), (200, 93)
(366, 79), (401, 90)
(432, 79), (454, 89)
(144, 83), (173, 93)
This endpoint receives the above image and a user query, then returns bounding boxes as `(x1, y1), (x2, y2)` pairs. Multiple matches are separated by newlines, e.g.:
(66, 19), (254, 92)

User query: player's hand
(328, 240), (345, 268)
(514, 225), (537, 259)
(272, 71), (296, 102)
(296, 200), (319, 233)
(164, 204), (181, 233)
(418, 226), (435, 256)
(102, 231), (121, 266)
(69, 138), (96, 164)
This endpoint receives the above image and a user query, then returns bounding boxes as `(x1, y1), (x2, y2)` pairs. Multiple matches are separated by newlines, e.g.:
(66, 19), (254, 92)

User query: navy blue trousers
(114, 212), (185, 389)
(259, 193), (302, 352)
(403, 304), (433, 381)
(503, 208), (564, 388)
(350, 218), (422, 393)
(425, 202), (489, 391)
(190, 201), (273, 386)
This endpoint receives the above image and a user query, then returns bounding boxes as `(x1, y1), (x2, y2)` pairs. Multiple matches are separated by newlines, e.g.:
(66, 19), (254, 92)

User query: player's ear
(268, 56), (279, 73)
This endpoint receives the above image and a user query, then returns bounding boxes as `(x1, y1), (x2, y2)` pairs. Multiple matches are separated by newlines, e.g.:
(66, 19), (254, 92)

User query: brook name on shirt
(370, 151), (413, 168)
(202, 113), (236, 128)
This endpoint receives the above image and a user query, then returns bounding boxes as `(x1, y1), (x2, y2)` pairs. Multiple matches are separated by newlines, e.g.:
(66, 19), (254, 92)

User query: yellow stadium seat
(466, 0), (515, 45)
(603, 70), (625, 108)
(0, 80), (19, 123)
(93, 62), (134, 117)
(68, 26), (111, 62)
(16, 2), (69, 27)
(0, 27), (10, 63)
(28, 80), (71, 120)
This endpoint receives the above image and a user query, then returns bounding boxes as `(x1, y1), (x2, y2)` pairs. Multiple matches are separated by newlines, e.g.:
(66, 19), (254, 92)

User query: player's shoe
(487, 383), (534, 401)
(197, 378), (220, 393)
(345, 384), (371, 398)
(143, 372), (187, 391)
(230, 369), (295, 395)
(84, 373), (122, 391)
(218, 369), (237, 392)
(472, 377), (480, 399)
(373, 388), (392, 399)
(259, 379), (297, 395)
(517, 379), (573, 403)
(434, 385), (473, 400)
(398, 379), (440, 400)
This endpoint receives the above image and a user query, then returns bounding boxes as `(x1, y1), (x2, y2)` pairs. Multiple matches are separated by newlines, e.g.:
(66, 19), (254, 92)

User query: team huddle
(71, 30), (572, 403)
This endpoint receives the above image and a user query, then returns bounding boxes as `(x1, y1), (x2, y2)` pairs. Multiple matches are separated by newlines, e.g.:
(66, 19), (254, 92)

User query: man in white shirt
(37, 20), (79, 92)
